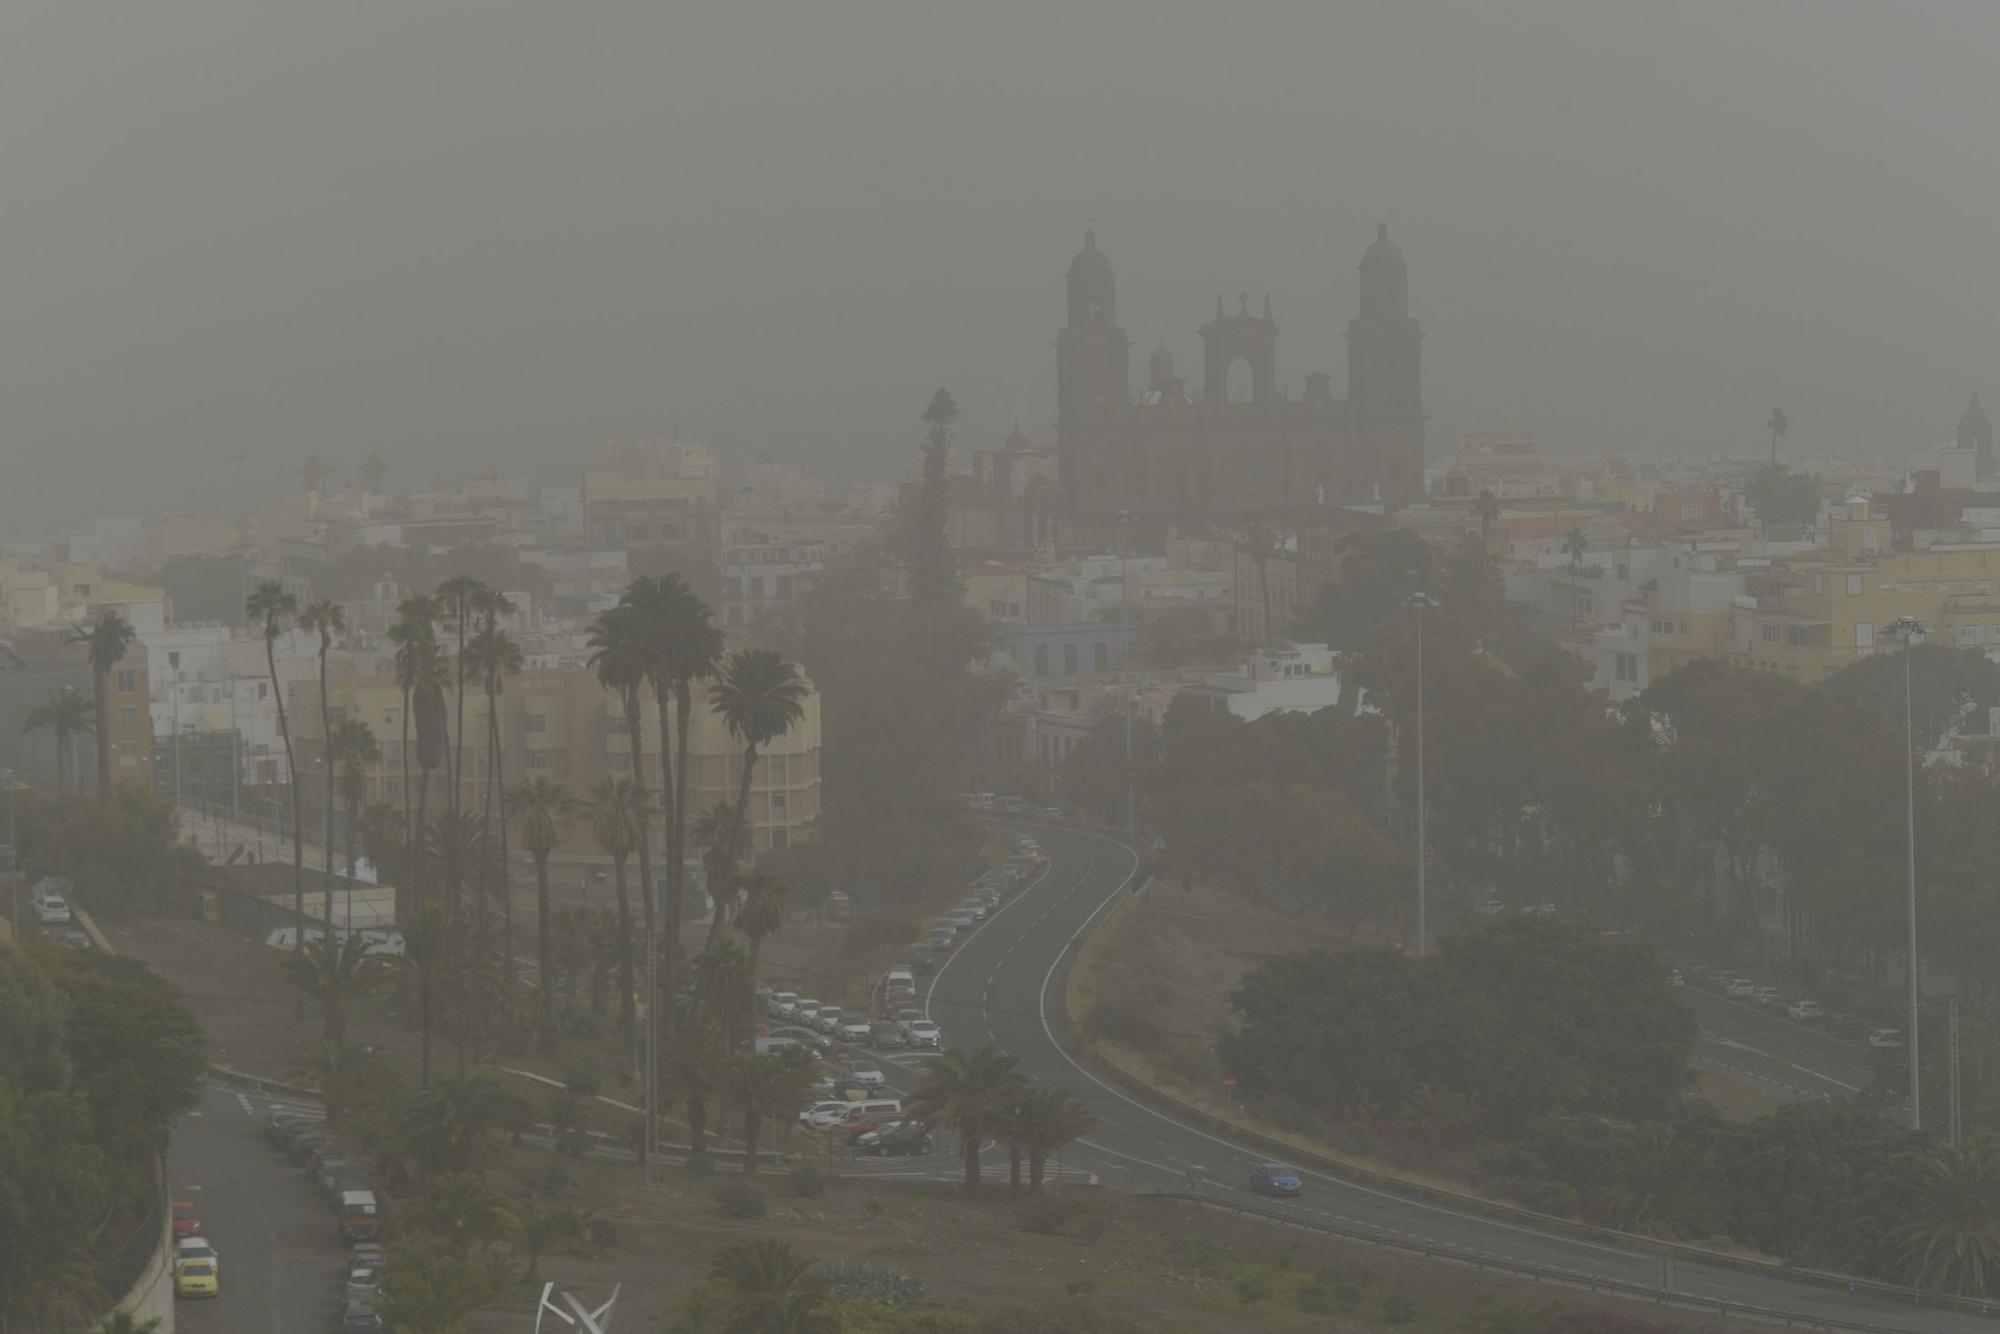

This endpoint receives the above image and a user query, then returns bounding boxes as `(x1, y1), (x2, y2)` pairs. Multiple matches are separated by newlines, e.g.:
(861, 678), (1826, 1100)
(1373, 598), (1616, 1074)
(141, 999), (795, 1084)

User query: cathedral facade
(1056, 225), (1424, 542)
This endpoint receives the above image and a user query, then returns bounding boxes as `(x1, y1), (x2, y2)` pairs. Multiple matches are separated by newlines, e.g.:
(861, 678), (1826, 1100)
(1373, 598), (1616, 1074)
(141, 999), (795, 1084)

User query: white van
(835, 1098), (902, 1125)
(883, 969), (916, 996)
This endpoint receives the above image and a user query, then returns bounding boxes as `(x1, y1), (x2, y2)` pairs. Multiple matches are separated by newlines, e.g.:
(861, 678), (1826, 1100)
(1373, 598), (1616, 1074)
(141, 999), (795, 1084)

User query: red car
(171, 1200), (203, 1238)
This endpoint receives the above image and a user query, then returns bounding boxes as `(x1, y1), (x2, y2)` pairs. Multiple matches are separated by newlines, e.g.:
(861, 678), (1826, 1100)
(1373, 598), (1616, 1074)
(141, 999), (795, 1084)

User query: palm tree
(690, 802), (753, 935)
(906, 1045), (1023, 1195)
(1014, 1085), (1098, 1193)
(329, 717), (380, 915)
(1767, 405), (1788, 465)
(587, 604), (656, 952)
(298, 597), (348, 924)
(1473, 489), (1500, 546)
(1562, 527), (1588, 632)
(399, 902), (448, 1086)
(72, 608), (136, 796)
(691, 934), (753, 1046)
(395, 1072), (526, 1177)
(466, 594), (523, 1048)
(402, 1169), (517, 1258)
(706, 648), (807, 945)
(509, 1199), (583, 1283)
(735, 871), (789, 990)
(388, 591), (442, 882)
(280, 929), (389, 1042)
(729, 1048), (817, 1175)
(372, 1250), (509, 1334)
(20, 686), (93, 792)
(436, 574), (489, 950)
(505, 775), (582, 1051)
(247, 580), (308, 990)
(411, 636), (449, 918)
(622, 575), (723, 1037)
(589, 775), (643, 1076)
(1897, 1140), (2000, 1296)
(1590, 1127), (1722, 1240)
(355, 799), (406, 888)
(291, 1038), (383, 1131)
(707, 1237), (834, 1334)
(661, 1021), (729, 1164)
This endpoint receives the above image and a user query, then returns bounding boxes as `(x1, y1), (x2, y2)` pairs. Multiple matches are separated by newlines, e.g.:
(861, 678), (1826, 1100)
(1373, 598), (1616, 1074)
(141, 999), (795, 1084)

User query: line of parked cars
(266, 1110), (388, 1330)
(1678, 961), (1904, 1048)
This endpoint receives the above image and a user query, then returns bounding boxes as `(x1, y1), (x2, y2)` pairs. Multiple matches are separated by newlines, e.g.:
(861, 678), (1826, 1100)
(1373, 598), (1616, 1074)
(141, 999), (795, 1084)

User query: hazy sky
(5, 1), (1998, 534)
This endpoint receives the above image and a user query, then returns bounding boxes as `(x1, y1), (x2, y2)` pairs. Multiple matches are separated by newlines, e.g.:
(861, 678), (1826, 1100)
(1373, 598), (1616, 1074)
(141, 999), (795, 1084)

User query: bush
(1378, 1289), (1418, 1325)
(822, 1261), (925, 1307)
(1232, 1273), (1271, 1304)
(1016, 1195), (1091, 1236)
(711, 1182), (767, 1218)
(1084, 999), (1166, 1055)
(684, 1151), (716, 1176)
(783, 1163), (826, 1197)
(1296, 1283), (1333, 1314)
(865, 1198), (886, 1218)
(1490, 1176), (1579, 1217)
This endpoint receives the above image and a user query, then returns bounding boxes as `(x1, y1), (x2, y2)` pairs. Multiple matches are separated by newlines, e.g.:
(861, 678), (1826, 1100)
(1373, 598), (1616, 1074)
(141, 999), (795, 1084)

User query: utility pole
(1888, 615), (1927, 1131)
(1950, 997), (1962, 1146)
(1402, 592), (1439, 957)
(1115, 510), (1137, 830)
(169, 650), (183, 810)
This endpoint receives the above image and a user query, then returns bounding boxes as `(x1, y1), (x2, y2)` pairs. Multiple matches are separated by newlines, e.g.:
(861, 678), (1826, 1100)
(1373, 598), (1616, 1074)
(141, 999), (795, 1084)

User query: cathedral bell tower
(1056, 230), (1131, 429)
(1348, 223), (1425, 506)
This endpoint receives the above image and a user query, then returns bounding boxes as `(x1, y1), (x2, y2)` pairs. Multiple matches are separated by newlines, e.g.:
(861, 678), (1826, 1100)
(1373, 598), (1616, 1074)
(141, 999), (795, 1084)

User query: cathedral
(1055, 225), (1424, 542)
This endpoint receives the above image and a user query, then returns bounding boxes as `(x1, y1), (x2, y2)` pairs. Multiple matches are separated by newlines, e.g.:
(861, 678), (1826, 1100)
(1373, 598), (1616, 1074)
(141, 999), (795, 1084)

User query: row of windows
(1650, 619), (1689, 637)
(1030, 641), (1112, 677)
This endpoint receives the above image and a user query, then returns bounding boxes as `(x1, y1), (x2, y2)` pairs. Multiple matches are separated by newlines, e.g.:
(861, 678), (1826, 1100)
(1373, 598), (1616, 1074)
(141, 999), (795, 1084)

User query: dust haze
(4, 0), (1997, 530)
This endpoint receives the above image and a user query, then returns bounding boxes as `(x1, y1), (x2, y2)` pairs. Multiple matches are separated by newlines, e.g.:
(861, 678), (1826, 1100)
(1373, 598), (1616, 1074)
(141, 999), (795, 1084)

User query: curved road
(921, 821), (1988, 1333)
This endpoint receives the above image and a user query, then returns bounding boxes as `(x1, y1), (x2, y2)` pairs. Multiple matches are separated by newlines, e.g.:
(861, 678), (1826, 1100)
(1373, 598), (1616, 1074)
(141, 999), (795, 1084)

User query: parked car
(883, 968), (916, 995)
(349, 1243), (387, 1273)
(1753, 986), (1784, 1007)
(174, 1257), (219, 1299)
(1248, 1163), (1303, 1197)
(959, 900), (989, 921)
(794, 999), (822, 1026)
(769, 991), (799, 1019)
(906, 1019), (941, 1049)
(174, 1237), (221, 1275)
(1787, 999), (1824, 1021)
(843, 1061), (887, 1089)
(1666, 968), (1684, 987)
(1869, 1028), (1906, 1049)
(338, 1189), (384, 1243)
(1724, 977), (1757, 998)
(926, 928), (957, 951)
(342, 1300), (385, 1331)
(870, 1020), (905, 1049)
(864, 1120), (935, 1156)
(800, 1099), (855, 1127)
(1473, 898), (1505, 917)
(816, 1006), (846, 1035)
(905, 945), (935, 972)
(840, 1017), (872, 1044)
(325, 1165), (371, 1202)
(845, 1113), (902, 1143)
(894, 1006), (925, 1033)
(171, 1200), (204, 1238)
(267, 1111), (304, 1146)
(1828, 1013), (1866, 1040)
(940, 911), (975, 930)
(346, 1265), (381, 1305)
(34, 895), (72, 925)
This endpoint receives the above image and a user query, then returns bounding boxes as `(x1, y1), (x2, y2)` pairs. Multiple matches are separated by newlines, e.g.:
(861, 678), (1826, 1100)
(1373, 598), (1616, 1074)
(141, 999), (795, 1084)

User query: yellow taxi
(174, 1257), (219, 1298)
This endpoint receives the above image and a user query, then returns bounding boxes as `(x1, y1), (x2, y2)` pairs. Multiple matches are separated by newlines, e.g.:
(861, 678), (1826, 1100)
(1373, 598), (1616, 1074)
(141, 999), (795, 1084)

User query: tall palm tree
(1562, 527), (1588, 632)
(355, 799), (406, 888)
(388, 592), (442, 863)
(727, 1048), (817, 1176)
(622, 575), (723, 1033)
(436, 575), (489, 946)
(395, 1072), (526, 1177)
(689, 803), (753, 934)
(661, 1021), (729, 1165)
(20, 686), (93, 792)
(589, 775), (643, 1076)
(399, 902), (448, 1086)
(1767, 405), (1788, 465)
(466, 602), (523, 1041)
(1897, 1140), (2000, 1296)
(587, 605), (656, 950)
(691, 934), (752, 1045)
(72, 608), (137, 797)
(706, 648), (807, 945)
(505, 775), (581, 1051)
(247, 580), (307, 988)
(906, 1044), (1023, 1195)
(735, 871), (789, 996)
(330, 717), (380, 910)
(409, 630), (450, 917)
(298, 597), (348, 923)
(279, 929), (389, 1042)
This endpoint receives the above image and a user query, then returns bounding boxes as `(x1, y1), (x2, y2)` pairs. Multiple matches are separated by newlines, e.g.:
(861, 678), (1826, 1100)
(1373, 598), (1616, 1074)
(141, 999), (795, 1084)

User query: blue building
(1003, 621), (1127, 681)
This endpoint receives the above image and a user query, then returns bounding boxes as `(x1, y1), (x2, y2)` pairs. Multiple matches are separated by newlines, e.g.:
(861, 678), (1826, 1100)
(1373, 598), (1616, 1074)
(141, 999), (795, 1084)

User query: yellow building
(159, 515), (242, 560)
(297, 659), (822, 859)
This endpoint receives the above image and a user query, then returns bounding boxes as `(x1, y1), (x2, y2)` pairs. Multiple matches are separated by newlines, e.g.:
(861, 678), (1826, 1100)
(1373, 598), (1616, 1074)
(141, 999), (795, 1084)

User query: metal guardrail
(1150, 1192), (1976, 1333)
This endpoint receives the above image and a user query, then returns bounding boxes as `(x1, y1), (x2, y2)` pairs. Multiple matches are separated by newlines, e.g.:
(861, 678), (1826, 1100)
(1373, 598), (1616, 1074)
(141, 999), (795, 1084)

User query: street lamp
(1113, 510), (1138, 830)
(168, 651), (182, 809)
(1402, 592), (1440, 957)
(1885, 614), (1927, 1131)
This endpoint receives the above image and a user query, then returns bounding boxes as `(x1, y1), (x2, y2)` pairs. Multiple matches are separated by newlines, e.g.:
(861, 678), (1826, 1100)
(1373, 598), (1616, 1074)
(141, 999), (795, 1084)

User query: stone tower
(1056, 230), (1131, 429)
(1348, 223), (1425, 504)
(1960, 392), (1994, 477)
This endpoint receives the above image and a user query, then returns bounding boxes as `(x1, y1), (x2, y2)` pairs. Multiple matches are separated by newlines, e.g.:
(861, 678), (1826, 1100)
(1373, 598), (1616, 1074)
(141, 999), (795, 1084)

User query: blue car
(1248, 1162), (1303, 1196)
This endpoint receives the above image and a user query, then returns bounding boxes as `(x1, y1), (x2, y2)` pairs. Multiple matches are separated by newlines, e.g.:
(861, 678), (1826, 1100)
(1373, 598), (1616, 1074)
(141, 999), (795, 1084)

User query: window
(1786, 625), (1808, 646)
(383, 740), (402, 762)
(1960, 624), (1985, 645)
(1863, 526), (1879, 555)
(385, 778), (402, 799)
(117, 705), (137, 730)
(115, 669), (136, 694)
(526, 714), (547, 734)
(1855, 622), (1873, 649)
(1064, 643), (1078, 675)
(1762, 624), (1778, 643)
(1034, 645), (1049, 677)
(606, 716), (631, 736)
(1093, 643), (1108, 673)
(115, 741), (137, 767)
(770, 792), (787, 814)
(1615, 652), (1638, 683)
(1846, 574), (1862, 596)
(1813, 574), (1825, 595)
(1681, 503), (1702, 521)
(526, 751), (551, 770)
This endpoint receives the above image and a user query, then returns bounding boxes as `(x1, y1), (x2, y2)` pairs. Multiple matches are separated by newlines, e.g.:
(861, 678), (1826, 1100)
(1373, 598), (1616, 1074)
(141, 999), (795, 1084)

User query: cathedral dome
(1069, 229), (1113, 281)
(1360, 222), (1406, 271)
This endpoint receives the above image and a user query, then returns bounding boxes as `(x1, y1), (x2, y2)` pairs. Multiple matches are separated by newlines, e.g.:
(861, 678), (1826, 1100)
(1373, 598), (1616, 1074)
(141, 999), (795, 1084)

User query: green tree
(436, 576), (489, 949)
(388, 592), (444, 916)
(910, 388), (961, 630)
(40, 949), (205, 1163)
(1767, 404), (1788, 463)
(706, 648), (808, 945)
(399, 903), (449, 1085)
(1745, 463), (1816, 530)
(1897, 1140), (2000, 1296)
(395, 1073), (526, 1178)
(371, 1245), (511, 1333)
(589, 774), (644, 1076)
(508, 1198), (583, 1283)
(505, 776), (582, 1051)
(464, 601), (523, 1034)
(246, 581), (307, 990)
(587, 604), (657, 1012)
(727, 1048), (815, 1175)
(329, 717), (380, 910)
(906, 1045), (1023, 1195)
(735, 871), (789, 987)
(661, 1022), (729, 1165)
(71, 609), (136, 798)
(298, 596), (348, 927)
(1013, 1085), (1098, 1193)
(1587, 1126), (1725, 1239)
(19, 686), (93, 793)
(707, 1237), (835, 1334)
(279, 929), (388, 1042)
(1473, 489), (1500, 546)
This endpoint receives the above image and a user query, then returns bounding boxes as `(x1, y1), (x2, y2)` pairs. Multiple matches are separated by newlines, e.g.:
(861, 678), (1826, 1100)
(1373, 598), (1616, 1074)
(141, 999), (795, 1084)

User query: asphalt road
(1685, 984), (1884, 1103)
(169, 1083), (349, 1334)
(920, 821), (1991, 1334)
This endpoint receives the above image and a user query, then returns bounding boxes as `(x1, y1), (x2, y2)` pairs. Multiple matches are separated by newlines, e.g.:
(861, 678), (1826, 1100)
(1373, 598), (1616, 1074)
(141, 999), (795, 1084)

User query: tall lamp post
(1402, 592), (1440, 958)
(1113, 510), (1138, 830)
(168, 650), (182, 809)
(1886, 615), (1927, 1131)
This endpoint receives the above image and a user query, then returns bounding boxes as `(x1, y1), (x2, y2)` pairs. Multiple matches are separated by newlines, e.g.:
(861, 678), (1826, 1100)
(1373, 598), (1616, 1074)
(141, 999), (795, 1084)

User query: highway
(919, 821), (1992, 1333)
(169, 1082), (349, 1334)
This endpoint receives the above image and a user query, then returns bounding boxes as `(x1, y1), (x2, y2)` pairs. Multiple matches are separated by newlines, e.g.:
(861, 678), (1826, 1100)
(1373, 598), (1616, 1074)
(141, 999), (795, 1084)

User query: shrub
(783, 1163), (826, 1197)
(864, 1198), (886, 1218)
(1491, 1176), (1580, 1217)
(1296, 1284), (1333, 1314)
(684, 1151), (716, 1176)
(822, 1261), (925, 1307)
(1016, 1195), (1091, 1236)
(1233, 1273), (1271, 1304)
(1378, 1289), (1418, 1325)
(710, 1182), (766, 1218)
(1084, 999), (1166, 1055)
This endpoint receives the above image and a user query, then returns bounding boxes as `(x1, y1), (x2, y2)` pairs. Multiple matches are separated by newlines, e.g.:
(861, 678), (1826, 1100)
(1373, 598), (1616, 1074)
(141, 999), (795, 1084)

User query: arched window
(1227, 358), (1254, 404)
